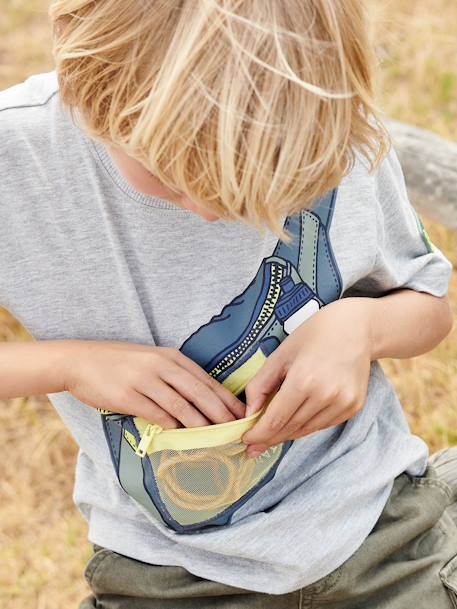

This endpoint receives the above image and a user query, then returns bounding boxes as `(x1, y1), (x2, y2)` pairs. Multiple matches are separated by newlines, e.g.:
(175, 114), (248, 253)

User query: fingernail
(248, 450), (263, 459)
(247, 446), (268, 459)
(246, 398), (263, 416)
(241, 432), (252, 445)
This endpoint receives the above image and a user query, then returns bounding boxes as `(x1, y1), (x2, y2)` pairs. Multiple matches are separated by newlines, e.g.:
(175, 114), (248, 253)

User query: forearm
(362, 289), (454, 360)
(0, 340), (72, 399)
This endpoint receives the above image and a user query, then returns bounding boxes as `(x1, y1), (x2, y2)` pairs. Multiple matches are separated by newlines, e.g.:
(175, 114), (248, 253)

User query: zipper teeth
(209, 264), (284, 378)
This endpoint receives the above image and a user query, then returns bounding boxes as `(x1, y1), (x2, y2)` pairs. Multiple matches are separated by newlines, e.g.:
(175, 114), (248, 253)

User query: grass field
(0, 1), (456, 607)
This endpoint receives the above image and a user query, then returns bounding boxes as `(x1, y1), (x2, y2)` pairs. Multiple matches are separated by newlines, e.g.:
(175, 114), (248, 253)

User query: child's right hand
(62, 340), (246, 428)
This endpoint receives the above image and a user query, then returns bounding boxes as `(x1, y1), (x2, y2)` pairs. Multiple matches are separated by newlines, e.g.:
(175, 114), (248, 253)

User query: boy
(1, 0), (456, 607)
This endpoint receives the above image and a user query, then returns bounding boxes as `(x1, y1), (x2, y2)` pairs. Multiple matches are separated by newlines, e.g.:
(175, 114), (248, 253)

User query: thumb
(244, 351), (286, 416)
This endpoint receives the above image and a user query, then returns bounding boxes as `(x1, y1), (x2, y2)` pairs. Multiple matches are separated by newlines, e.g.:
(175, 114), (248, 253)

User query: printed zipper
(208, 261), (285, 379)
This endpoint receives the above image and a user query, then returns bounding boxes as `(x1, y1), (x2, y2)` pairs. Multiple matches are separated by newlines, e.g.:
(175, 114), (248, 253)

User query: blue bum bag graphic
(100, 189), (343, 534)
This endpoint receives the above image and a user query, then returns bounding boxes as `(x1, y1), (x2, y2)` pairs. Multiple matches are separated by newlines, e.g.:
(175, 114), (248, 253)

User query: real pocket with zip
(99, 406), (292, 534)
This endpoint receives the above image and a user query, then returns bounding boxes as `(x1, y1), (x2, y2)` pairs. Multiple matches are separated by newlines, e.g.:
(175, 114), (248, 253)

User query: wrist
(0, 339), (81, 400)
(364, 298), (383, 361)
(327, 297), (380, 361)
(51, 339), (83, 393)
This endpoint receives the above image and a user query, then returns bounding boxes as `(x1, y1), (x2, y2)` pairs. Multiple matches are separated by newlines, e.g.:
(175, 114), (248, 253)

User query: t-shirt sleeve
(343, 146), (453, 299)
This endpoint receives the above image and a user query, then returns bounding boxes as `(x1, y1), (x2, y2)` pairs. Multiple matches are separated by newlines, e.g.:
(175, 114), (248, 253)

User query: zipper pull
(135, 423), (163, 457)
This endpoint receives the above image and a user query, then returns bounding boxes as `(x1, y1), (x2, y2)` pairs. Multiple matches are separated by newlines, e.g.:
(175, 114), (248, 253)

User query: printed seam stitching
(0, 88), (59, 114)
(320, 230), (341, 294)
(299, 214), (319, 289)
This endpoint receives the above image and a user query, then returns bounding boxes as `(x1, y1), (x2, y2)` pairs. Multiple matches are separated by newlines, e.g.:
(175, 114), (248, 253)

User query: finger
(279, 394), (332, 431)
(241, 376), (308, 446)
(245, 404), (347, 455)
(244, 402), (318, 453)
(207, 376), (246, 419)
(296, 403), (355, 434)
(244, 350), (288, 416)
(162, 368), (236, 423)
(138, 378), (211, 427)
(246, 443), (276, 458)
(247, 406), (354, 448)
(128, 390), (180, 428)
(160, 366), (238, 424)
(169, 351), (246, 418)
(250, 385), (344, 441)
(247, 423), (316, 455)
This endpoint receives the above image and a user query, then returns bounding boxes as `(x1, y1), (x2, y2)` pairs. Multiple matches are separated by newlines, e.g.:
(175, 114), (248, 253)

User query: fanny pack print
(100, 404), (292, 533)
(98, 188), (343, 533)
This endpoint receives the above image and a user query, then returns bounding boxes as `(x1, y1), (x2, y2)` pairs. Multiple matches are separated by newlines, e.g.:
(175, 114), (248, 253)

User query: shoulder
(0, 70), (86, 197)
(327, 143), (410, 291)
(0, 70), (84, 221)
(0, 70), (59, 112)
(331, 143), (413, 239)
(336, 144), (406, 210)
(0, 71), (60, 147)
(329, 148), (381, 238)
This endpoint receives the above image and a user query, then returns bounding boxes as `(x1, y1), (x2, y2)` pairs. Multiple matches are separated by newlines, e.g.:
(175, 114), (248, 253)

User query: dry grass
(373, 0), (457, 452)
(0, 1), (456, 607)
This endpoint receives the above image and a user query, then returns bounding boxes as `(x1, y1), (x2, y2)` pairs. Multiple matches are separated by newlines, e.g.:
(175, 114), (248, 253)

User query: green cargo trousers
(79, 449), (457, 609)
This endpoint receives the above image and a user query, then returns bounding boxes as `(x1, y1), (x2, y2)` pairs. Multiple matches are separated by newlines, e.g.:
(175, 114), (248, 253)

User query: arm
(366, 289), (453, 360)
(0, 340), (68, 399)
(0, 339), (245, 427)
(242, 147), (454, 456)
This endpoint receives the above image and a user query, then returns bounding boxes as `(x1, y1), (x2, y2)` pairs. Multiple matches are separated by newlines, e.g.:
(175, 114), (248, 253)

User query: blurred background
(0, 1), (456, 607)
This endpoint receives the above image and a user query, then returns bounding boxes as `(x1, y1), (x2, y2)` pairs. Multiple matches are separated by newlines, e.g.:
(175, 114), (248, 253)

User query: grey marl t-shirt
(0, 71), (453, 594)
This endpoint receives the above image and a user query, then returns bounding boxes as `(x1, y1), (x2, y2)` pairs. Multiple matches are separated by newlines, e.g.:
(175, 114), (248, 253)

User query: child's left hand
(241, 298), (373, 458)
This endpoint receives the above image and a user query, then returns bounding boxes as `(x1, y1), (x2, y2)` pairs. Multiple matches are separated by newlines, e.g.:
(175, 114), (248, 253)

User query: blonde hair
(49, 0), (391, 242)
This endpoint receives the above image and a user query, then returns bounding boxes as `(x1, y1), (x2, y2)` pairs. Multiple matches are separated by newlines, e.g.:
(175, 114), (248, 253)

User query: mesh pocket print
(100, 407), (292, 533)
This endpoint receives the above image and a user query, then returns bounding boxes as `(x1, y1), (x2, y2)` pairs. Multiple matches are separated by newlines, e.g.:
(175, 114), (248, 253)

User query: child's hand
(241, 298), (373, 457)
(62, 340), (246, 428)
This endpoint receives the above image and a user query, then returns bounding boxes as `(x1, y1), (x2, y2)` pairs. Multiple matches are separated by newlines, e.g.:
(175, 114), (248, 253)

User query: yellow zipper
(135, 423), (164, 457)
(133, 407), (266, 457)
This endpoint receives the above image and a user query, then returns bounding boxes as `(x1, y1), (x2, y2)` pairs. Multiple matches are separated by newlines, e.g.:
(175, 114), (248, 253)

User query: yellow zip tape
(134, 406), (266, 457)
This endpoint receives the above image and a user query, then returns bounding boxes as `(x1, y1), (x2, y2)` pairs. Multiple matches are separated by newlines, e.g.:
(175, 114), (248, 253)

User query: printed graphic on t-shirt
(413, 210), (435, 254)
(98, 188), (343, 533)
(179, 188), (343, 401)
